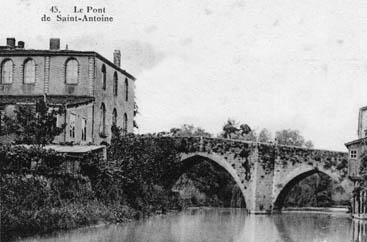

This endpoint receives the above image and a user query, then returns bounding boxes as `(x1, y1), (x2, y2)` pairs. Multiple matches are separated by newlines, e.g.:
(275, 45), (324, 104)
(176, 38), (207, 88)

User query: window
(112, 108), (117, 126)
(100, 103), (106, 136)
(123, 113), (128, 134)
(350, 149), (357, 159)
(113, 72), (118, 96)
(65, 58), (79, 84)
(23, 59), (36, 84)
(125, 78), (129, 101)
(1, 59), (13, 84)
(69, 113), (76, 138)
(102, 64), (106, 90)
(81, 118), (87, 141)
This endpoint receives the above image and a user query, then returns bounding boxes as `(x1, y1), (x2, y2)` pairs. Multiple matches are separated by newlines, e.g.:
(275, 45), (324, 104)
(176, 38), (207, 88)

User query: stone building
(345, 105), (367, 218)
(0, 37), (135, 145)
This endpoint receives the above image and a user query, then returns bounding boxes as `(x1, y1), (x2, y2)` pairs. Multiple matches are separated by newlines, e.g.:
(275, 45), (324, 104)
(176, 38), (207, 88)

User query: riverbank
(0, 141), (185, 241)
(3, 196), (182, 242)
(282, 206), (350, 213)
(12, 206), (183, 242)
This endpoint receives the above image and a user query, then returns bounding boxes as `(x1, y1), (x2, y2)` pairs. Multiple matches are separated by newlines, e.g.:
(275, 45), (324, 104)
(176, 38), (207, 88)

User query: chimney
(17, 41), (25, 49)
(113, 50), (121, 67)
(6, 38), (16, 48)
(49, 38), (60, 50)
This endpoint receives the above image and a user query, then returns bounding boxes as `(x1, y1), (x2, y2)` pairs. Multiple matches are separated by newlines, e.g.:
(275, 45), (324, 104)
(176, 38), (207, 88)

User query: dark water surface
(17, 208), (366, 242)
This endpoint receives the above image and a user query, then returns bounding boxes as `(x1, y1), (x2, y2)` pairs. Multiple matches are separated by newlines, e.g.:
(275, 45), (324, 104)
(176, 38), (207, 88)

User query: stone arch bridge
(171, 136), (352, 214)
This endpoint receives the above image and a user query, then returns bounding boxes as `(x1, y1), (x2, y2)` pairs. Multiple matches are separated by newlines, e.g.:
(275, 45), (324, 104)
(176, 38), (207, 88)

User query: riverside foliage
(0, 133), (187, 241)
(1, 130), (339, 241)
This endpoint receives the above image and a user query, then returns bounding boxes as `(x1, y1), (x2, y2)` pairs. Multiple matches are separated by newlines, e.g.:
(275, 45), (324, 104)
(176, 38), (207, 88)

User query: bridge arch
(180, 152), (249, 208)
(272, 165), (341, 210)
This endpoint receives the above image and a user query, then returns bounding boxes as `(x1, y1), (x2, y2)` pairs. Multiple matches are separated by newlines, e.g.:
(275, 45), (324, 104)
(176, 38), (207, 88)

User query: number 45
(50, 6), (59, 13)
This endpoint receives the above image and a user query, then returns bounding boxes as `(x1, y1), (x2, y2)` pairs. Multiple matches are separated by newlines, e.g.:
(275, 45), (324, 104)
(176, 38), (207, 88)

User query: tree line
(0, 101), (314, 150)
(170, 119), (314, 149)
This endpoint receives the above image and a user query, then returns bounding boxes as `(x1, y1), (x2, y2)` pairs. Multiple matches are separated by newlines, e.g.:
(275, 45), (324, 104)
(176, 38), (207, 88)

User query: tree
(222, 119), (239, 139)
(241, 130), (257, 142)
(169, 124), (211, 137)
(220, 119), (252, 140)
(258, 129), (272, 143)
(304, 140), (314, 149)
(2, 99), (66, 146)
(275, 129), (306, 147)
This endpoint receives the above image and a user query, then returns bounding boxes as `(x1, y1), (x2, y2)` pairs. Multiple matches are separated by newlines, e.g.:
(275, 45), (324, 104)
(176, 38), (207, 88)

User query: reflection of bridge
(353, 220), (367, 242)
(174, 137), (353, 213)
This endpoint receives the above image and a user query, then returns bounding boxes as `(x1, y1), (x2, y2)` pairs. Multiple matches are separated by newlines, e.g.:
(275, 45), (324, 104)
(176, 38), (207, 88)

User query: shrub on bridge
(105, 133), (188, 211)
(108, 134), (183, 186)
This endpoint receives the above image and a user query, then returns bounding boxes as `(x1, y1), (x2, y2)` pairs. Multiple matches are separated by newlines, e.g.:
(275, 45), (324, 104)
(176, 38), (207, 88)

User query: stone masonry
(177, 137), (352, 214)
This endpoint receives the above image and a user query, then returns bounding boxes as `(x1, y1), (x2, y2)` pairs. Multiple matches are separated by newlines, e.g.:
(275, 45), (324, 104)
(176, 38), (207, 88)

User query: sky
(1, 0), (367, 151)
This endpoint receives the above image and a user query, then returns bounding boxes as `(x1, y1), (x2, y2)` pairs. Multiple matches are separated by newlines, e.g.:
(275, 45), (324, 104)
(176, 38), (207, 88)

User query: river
(17, 208), (365, 242)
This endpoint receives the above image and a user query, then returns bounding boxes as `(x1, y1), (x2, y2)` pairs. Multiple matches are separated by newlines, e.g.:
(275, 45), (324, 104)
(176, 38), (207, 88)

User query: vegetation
(275, 129), (314, 148)
(258, 128), (272, 143)
(1, 99), (66, 146)
(163, 122), (333, 209)
(173, 160), (245, 207)
(274, 129), (331, 207)
(0, 134), (185, 241)
(0, 109), (338, 241)
(167, 124), (246, 207)
(219, 119), (254, 140)
(170, 124), (212, 137)
(284, 173), (333, 207)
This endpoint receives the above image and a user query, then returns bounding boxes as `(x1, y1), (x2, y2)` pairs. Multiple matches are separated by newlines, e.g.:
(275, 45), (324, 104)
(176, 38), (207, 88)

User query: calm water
(17, 208), (367, 242)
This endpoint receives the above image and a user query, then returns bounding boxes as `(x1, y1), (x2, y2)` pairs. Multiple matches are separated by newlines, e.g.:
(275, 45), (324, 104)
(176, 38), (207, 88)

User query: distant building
(0, 37), (135, 145)
(345, 106), (367, 180)
(345, 106), (367, 218)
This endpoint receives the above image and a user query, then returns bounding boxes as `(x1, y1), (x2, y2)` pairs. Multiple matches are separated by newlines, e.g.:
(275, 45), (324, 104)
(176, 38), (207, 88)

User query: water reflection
(353, 219), (367, 242)
(18, 208), (358, 242)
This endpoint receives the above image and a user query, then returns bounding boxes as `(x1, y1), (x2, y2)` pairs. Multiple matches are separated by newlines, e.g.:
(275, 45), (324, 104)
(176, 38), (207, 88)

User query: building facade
(346, 106), (367, 179)
(0, 37), (135, 145)
(345, 106), (367, 218)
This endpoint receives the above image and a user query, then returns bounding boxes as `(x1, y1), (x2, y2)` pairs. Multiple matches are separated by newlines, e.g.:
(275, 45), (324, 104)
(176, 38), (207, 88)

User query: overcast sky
(2, 0), (367, 151)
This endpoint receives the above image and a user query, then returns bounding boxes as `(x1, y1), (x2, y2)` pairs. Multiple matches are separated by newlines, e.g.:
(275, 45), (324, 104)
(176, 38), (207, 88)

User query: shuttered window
(24, 59), (36, 84)
(1, 60), (13, 84)
(66, 59), (79, 84)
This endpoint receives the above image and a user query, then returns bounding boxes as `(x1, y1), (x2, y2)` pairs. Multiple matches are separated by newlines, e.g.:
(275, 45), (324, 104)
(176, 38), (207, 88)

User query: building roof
(0, 49), (136, 80)
(44, 144), (105, 153)
(18, 144), (106, 158)
(345, 137), (367, 147)
(0, 95), (95, 108)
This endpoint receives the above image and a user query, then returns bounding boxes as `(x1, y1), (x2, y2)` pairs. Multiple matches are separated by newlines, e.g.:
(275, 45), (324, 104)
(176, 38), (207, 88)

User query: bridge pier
(247, 163), (276, 214)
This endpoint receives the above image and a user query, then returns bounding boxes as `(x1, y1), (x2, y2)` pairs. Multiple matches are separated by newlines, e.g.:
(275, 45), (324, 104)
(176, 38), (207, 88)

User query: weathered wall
(271, 146), (351, 209)
(54, 103), (94, 144)
(0, 53), (135, 145)
(0, 56), (45, 95)
(93, 58), (135, 144)
(48, 55), (92, 96)
(358, 107), (367, 139)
